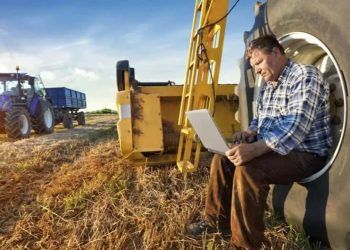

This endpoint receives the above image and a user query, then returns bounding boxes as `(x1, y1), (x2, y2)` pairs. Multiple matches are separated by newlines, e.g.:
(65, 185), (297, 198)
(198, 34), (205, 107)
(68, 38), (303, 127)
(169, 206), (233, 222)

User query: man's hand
(225, 140), (271, 166)
(233, 130), (257, 144)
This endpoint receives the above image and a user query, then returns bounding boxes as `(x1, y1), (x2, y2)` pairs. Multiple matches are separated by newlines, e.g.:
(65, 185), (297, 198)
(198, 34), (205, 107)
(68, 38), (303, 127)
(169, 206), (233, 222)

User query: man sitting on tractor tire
(186, 35), (332, 249)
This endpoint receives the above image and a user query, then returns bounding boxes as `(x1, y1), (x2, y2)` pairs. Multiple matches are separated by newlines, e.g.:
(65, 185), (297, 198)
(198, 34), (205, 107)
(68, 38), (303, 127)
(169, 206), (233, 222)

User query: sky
(0, 0), (260, 111)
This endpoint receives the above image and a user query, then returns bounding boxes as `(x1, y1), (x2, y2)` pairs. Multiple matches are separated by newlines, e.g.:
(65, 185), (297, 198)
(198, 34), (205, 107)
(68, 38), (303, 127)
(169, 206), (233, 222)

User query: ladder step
(188, 60), (195, 69)
(197, 1), (203, 11)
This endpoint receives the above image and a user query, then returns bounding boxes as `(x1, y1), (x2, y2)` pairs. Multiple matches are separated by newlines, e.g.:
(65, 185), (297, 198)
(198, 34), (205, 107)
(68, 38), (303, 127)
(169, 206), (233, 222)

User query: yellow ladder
(177, 0), (229, 173)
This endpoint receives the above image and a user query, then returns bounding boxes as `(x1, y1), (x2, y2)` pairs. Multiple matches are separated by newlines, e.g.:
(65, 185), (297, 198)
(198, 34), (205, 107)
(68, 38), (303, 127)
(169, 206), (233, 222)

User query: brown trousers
(205, 151), (327, 249)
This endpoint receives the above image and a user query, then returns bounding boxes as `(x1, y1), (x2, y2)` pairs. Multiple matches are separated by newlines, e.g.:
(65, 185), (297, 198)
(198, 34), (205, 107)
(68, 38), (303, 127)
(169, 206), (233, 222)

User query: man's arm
(232, 129), (257, 144)
(262, 67), (324, 155)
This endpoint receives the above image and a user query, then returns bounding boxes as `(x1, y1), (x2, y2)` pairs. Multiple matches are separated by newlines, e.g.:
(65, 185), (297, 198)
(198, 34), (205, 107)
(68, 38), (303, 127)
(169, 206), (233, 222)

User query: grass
(0, 115), (327, 249)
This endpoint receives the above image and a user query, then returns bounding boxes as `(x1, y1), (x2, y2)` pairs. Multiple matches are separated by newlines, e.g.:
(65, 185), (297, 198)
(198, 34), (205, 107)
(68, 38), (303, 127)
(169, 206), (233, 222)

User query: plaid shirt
(248, 60), (332, 156)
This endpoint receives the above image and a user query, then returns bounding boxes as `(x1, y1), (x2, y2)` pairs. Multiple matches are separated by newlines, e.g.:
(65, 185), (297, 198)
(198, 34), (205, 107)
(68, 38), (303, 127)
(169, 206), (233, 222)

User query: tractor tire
(116, 60), (130, 92)
(0, 112), (5, 133)
(116, 60), (136, 91)
(77, 111), (85, 126)
(240, 1), (350, 248)
(32, 101), (55, 134)
(5, 106), (32, 139)
(63, 112), (73, 129)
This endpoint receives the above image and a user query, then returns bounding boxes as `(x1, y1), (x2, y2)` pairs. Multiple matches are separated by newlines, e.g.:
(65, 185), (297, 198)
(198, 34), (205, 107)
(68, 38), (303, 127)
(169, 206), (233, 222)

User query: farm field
(0, 114), (319, 249)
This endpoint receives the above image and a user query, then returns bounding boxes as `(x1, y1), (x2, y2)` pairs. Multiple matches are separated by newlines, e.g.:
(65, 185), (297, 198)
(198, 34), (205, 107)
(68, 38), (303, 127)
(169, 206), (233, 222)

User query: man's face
(249, 48), (282, 82)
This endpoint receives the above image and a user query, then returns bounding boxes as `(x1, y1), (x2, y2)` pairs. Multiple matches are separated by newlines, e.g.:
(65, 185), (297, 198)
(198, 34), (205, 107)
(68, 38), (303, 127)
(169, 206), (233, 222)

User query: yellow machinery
(115, 0), (350, 247)
(116, 0), (240, 172)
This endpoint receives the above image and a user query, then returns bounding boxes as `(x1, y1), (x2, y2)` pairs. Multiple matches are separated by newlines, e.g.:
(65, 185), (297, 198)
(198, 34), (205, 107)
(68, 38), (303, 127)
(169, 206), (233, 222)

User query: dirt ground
(0, 114), (317, 249)
(0, 114), (117, 237)
(0, 114), (116, 147)
(0, 114), (116, 166)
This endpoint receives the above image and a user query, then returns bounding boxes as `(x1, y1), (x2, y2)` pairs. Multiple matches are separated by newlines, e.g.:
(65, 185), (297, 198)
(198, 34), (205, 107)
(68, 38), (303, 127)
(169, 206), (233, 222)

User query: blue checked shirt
(248, 60), (332, 156)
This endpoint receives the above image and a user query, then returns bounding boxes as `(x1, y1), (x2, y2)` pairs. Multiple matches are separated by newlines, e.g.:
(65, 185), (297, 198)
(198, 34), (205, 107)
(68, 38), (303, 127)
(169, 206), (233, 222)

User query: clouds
(72, 68), (99, 81)
(0, 35), (115, 110)
(0, 1), (256, 111)
(40, 71), (56, 82)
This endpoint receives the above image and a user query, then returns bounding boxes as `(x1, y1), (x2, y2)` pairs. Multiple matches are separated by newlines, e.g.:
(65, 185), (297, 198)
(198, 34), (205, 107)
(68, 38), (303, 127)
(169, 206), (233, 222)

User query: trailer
(45, 87), (87, 128)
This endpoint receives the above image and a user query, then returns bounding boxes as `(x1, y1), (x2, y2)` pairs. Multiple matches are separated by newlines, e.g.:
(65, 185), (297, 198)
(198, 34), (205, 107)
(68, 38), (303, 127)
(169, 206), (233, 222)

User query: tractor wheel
(116, 60), (129, 91)
(32, 101), (54, 134)
(77, 111), (85, 125)
(240, 1), (350, 248)
(5, 106), (32, 139)
(63, 112), (73, 129)
(116, 60), (136, 91)
(0, 112), (5, 133)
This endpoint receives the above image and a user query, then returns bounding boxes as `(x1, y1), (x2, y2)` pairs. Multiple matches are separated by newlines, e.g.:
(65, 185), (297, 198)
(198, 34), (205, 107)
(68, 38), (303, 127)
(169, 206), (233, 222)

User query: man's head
(246, 35), (287, 82)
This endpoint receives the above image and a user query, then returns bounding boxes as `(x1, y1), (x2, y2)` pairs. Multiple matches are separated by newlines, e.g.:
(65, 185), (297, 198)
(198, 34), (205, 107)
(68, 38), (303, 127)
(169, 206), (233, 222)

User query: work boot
(185, 220), (230, 237)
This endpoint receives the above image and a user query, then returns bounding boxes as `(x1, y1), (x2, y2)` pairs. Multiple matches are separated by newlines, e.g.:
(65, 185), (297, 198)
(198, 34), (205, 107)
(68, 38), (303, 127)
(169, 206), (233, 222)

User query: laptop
(185, 109), (229, 155)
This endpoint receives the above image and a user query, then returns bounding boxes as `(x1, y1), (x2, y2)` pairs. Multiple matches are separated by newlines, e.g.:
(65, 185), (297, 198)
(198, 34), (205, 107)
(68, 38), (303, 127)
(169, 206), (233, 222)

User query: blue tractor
(0, 70), (54, 139)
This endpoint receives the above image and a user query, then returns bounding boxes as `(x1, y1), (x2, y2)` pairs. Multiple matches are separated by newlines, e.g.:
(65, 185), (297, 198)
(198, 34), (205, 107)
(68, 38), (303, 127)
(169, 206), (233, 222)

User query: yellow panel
(132, 92), (163, 152)
(139, 85), (183, 96)
(116, 90), (133, 155)
(117, 118), (133, 155)
(116, 89), (131, 104)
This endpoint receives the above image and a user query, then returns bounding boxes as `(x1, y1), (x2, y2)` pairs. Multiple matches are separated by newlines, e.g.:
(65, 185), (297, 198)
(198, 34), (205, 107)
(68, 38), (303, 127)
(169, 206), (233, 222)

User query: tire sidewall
(245, 1), (350, 248)
(42, 101), (54, 132)
(77, 111), (85, 126)
(5, 106), (32, 139)
(33, 100), (55, 134)
(18, 108), (31, 138)
(245, 1), (349, 179)
(264, 0), (350, 187)
(63, 112), (73, 129)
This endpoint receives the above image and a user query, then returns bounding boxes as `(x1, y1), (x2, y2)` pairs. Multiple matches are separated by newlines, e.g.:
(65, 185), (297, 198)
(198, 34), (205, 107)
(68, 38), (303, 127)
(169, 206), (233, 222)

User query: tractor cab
(0, 73), (49, 108)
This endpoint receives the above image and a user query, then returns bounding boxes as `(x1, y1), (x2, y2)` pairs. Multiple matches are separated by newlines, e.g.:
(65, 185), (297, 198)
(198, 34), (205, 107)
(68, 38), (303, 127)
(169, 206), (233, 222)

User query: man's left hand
(225, 140), (271, 166)
(226, 143), (257, 166)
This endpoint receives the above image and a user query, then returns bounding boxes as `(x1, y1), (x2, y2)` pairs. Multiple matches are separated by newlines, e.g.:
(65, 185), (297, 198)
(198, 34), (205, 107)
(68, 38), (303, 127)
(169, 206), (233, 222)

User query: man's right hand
(232, 130), (257, 144)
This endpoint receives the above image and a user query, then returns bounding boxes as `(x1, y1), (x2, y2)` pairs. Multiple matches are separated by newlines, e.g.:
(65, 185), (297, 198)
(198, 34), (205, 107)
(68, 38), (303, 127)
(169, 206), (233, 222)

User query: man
(186, 35), (332, 249)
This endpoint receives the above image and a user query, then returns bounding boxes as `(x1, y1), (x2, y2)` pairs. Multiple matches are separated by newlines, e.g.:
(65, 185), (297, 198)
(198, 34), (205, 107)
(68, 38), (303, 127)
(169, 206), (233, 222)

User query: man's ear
(272, 47), (281, 56)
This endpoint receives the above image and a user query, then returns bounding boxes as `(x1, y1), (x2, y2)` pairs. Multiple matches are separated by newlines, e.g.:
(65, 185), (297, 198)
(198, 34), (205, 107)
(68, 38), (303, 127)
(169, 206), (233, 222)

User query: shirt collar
(266, 59), (293, 90)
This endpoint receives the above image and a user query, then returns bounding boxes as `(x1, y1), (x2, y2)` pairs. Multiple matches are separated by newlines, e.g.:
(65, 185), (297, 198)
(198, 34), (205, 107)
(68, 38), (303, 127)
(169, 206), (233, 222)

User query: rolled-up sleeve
(248, 87), (264, 133)
(248, 115), (258, 132)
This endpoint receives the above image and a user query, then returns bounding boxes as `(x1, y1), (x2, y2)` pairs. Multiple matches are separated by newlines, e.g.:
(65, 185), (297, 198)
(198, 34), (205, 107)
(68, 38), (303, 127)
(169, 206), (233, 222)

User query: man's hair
(246, 35), (285, 60)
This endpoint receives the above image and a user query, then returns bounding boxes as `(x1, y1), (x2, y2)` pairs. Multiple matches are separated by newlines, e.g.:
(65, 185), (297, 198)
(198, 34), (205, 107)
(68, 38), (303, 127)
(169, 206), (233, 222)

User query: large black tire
(116, 60), (136, 91)
(0, 112), (5, 133)
(32, 101), (54, 134)
(241, 1), (350, 248)
(116, 60), (130, 92)
(63, 112), (73, 129)
(5, 106), (32, 139)
(77, 111), (85, 126)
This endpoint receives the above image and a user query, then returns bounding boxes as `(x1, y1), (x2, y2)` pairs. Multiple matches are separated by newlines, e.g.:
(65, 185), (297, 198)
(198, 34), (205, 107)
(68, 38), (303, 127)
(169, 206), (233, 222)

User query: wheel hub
(19, 114), (29, 134)
(44, 109), (53, 128)
(279, 32), (347, 182)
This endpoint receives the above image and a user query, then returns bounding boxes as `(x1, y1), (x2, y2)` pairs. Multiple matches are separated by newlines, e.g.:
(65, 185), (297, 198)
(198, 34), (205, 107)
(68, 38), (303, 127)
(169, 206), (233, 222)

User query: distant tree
(88, 108), (118, 114)
(101, 108), (112, 114)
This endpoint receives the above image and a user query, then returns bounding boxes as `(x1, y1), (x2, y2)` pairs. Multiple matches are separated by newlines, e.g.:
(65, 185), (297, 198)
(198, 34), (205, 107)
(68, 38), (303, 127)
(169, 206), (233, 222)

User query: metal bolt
(329, 83), (336, 93)
(331, 115), (341, 125)
(334, 98), (344, 107)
